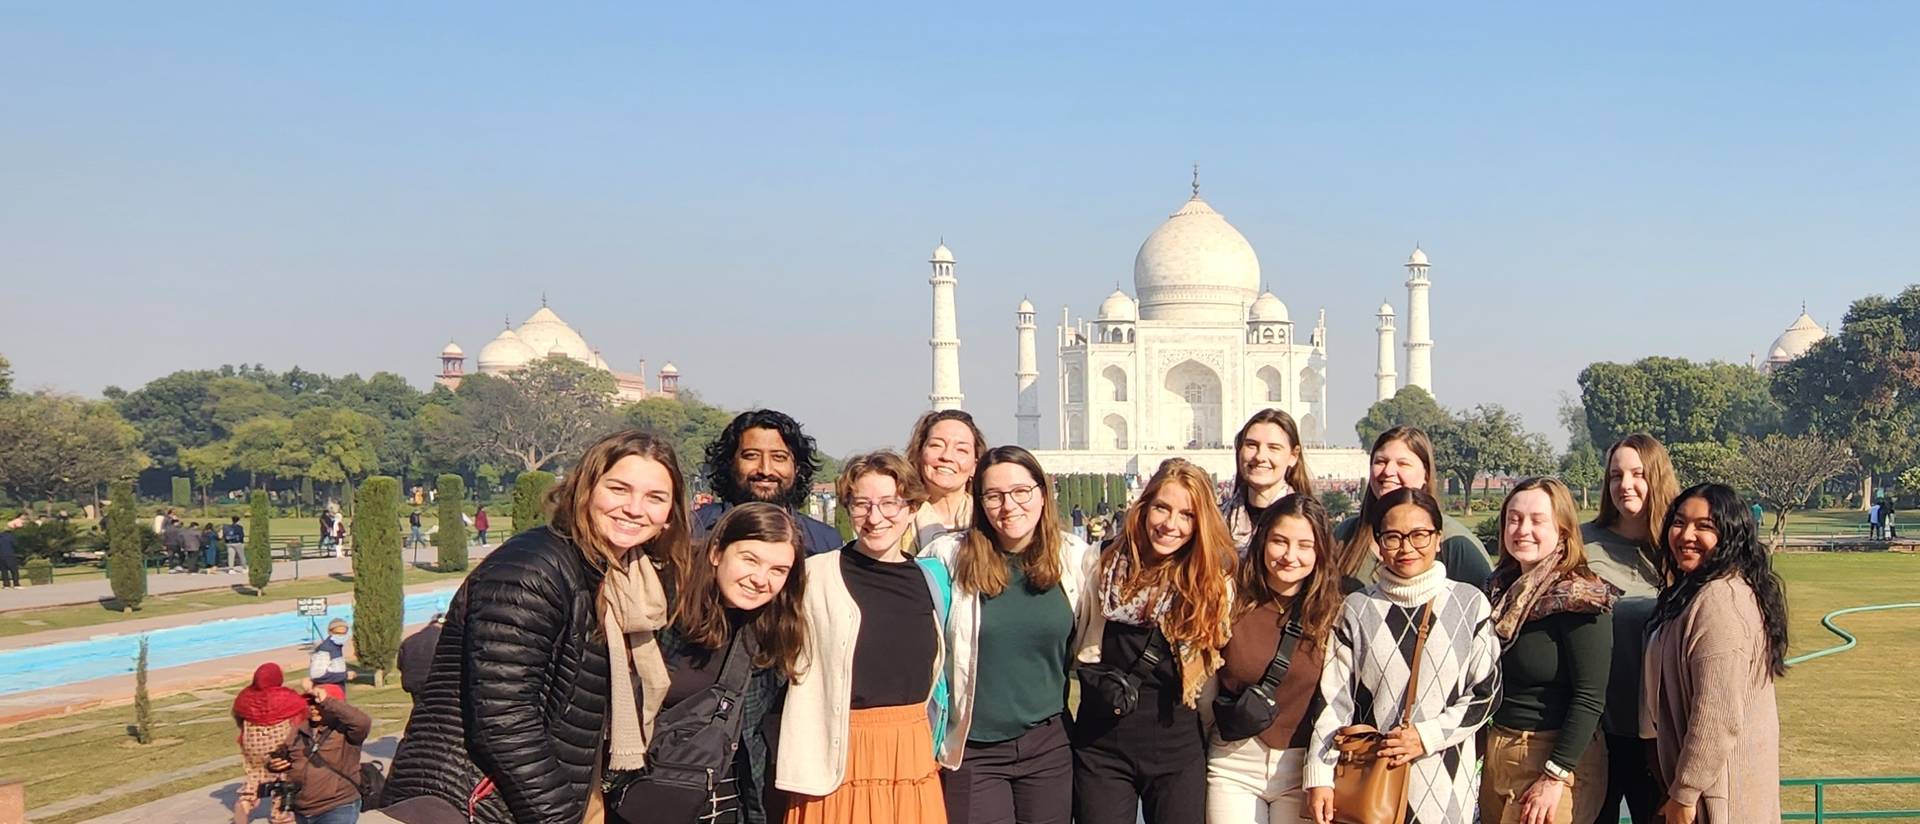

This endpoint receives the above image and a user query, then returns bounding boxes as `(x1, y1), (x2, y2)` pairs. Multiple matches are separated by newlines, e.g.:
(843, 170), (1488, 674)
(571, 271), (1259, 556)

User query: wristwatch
(1543, 760), (1574, 784)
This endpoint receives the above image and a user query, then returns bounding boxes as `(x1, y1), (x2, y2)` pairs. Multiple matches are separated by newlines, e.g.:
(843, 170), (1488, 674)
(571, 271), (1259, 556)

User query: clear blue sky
(3, 2), (1913, 455)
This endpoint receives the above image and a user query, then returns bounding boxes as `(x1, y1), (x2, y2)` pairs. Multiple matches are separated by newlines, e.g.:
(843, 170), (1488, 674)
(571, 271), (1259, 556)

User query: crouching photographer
(257, 684), (374, 824)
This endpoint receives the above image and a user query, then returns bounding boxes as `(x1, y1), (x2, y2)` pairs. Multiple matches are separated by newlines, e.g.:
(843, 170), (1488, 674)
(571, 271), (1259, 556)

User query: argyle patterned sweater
(1305, 562), (1503, 824)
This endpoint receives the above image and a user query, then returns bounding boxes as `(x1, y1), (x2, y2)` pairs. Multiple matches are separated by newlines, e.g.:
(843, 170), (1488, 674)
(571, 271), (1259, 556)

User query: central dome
(516, 306), (596, 363)
(1132, 195), (1261, 323)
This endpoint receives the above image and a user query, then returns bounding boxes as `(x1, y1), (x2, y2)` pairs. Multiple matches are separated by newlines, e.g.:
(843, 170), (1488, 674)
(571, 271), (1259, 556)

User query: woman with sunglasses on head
(1581, 433), (1678, 824)
(900, 410), (987, 554)
(1333, 426), (1491, 587)
(1482, 478), (1618, 824)
(1201, 494), (1344, 824)
(778, 452), (952, 824)
(919, 446), (1095, 824)
(1306, 487), (1501, 824)
(1072, 459), (1235, 824)
(1642, 483), (1786, 824)
(1222, 410), (1316, 558)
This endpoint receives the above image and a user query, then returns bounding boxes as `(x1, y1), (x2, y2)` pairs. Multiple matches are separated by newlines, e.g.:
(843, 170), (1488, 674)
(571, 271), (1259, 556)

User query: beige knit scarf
(601, 549), (672, 771)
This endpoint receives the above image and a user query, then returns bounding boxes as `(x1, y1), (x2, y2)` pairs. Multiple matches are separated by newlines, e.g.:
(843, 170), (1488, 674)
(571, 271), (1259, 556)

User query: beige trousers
(1479, 725), (1609, 824)
(1205, 736), (1308, 823)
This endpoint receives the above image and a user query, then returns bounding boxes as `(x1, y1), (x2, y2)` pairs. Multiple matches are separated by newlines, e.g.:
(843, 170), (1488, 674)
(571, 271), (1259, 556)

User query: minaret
(1015, 298), (1040, 448)
(928, 241), (963, 410)
(1374, 301), (1397, 401)
(1403, 246), (1433, 395)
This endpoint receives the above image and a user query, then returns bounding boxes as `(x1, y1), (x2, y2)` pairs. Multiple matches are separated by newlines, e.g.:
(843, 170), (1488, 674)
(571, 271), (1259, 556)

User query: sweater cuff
(1412, 719), (1446, 757)
(1669, 783), (1702, 807)
(1303, 758), (1336, 789)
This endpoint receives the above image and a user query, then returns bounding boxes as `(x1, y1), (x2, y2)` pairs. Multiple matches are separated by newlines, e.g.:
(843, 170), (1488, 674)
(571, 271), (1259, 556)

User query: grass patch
(0, 567), (471, 638)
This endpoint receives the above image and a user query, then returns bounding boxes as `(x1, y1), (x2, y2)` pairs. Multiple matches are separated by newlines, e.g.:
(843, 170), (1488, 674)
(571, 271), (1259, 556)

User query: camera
(258, 778), (301, 813)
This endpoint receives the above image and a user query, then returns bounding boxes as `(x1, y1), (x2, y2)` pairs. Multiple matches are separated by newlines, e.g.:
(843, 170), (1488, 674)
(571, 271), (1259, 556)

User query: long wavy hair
(1595, 433), (1679, 544)
(673, 502), (807, 679)
(1650, 483), (1790, 678)
(1232, 493), (1342, 651)
(702, 409), (820, 508)
(1493, 477), (1590, 577)
(905, 410), (988, 491)
(1341, 426), (1443, 577)
(1231, 409), (1315, 505)
(1100, 458), (1234, 652)
(547, 429), (690, 572)
(954, 446), (1062, 597)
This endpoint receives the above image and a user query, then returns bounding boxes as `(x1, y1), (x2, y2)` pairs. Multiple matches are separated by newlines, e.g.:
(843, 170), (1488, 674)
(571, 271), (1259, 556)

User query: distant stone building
(436, 300), (679, 402)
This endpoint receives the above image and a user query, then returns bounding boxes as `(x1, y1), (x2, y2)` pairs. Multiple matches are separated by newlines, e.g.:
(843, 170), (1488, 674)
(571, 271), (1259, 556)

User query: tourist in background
(407, 509), (423, 549)
(260, 684), (372, 824)
(395, 613), (443, 698)
(901, 409), (986, 554)
(232, 663), (305, 824)
(1482, 477), (1616, 824)
(1071, 459), (1234, 824)
(779, 452), (951, 824)
(182, 521), (204, 573)
(382, 429), (690, 824)
(1222, 409), (1316, 557)
(473, 506), (490, 545)
(921, 446), (1094, 824)
(225, 515), (248, 573)
(1202, 494), (1342, 824)
(1333, 425), (1491, 587)
(202, 521), (221, 572)
(309, 618), (354, 696)
(1306, 487), (1502, 824)
(0, 522), (18, 589)
(1582, 433), (1677, 824)
(1643, 483), (1787, 824)
(695, 409), (843, 555)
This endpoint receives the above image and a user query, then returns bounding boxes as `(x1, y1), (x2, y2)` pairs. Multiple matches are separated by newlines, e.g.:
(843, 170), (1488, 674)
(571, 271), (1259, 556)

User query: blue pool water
(0, 589), (457, 696)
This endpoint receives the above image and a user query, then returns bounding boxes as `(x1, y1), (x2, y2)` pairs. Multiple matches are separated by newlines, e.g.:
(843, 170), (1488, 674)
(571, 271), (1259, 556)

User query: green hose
(1784, 602), (1920, 666)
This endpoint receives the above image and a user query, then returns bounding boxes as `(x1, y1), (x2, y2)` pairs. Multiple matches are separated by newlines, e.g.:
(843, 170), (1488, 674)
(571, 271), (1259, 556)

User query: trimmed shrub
(512, 471), (556, 534)
(170, 476), (190, 508)
(351, 477), (404, 686)
(24, 557), (53, 585)
(133, 636), (153, 744)
(435, 474), (468, 571)
(106, 480), (146, 612)
(13, 521), (83, 560)
(247, 490), (273, 593)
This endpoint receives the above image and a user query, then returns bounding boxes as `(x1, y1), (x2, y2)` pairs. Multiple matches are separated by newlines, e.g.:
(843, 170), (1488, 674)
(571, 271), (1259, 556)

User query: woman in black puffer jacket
(380, 430), (692, 824)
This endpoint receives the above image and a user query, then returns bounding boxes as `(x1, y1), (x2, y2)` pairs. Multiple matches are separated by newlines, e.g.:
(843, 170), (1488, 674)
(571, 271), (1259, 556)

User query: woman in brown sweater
(1202, 493), (1344, 823)
(1642, 483), (1787, 824)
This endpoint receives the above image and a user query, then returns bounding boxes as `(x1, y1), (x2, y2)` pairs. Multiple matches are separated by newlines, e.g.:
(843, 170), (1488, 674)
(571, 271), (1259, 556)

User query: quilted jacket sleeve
(463, 553), (577, 824)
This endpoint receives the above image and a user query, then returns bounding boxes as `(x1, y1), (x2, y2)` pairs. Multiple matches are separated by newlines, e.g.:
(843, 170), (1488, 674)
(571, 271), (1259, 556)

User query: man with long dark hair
(694, 409), (842, 555)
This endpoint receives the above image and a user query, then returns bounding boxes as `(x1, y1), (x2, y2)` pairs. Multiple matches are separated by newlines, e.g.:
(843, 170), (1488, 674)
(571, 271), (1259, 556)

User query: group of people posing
(362, 406), (1786, 824)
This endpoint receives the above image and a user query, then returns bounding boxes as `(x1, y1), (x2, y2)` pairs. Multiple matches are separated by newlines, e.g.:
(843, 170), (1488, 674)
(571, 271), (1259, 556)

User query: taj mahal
(434, 301), (682, 403)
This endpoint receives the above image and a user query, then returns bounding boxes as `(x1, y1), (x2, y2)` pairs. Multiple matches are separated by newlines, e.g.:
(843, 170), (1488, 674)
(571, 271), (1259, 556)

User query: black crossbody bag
(606, 634), (754, 824)
(1077, 626), (1169, 717)
(1212, 615), (1304, 742)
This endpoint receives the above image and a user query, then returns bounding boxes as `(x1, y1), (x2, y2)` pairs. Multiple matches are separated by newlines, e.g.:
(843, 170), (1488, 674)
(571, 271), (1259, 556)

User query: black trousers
(1071, 693), (1205, 824)
(0, 557), (17, 588)
(1594, 732), (1661, 824)
(946, 714), (1072, 824)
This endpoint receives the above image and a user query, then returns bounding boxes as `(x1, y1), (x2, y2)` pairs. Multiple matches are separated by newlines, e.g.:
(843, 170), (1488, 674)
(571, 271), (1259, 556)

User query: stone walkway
(49, 736), (401, 823)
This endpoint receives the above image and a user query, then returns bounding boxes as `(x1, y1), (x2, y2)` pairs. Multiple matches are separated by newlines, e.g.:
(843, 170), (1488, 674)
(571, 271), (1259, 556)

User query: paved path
(0, 543), (492, 612)
(56, 736), (401, 823)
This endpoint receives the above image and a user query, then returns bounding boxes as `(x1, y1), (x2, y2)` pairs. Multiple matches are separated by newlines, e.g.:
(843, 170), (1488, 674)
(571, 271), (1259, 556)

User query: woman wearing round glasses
(920, 446), (1095, 824)
(1305, 486), (1501, 824)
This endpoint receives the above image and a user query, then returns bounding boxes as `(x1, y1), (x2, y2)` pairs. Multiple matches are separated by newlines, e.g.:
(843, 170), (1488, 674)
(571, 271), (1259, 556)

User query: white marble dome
(515, 307), (596, 363)
(1407, 247), (1429, 266)
(1249, 291), (1289, 323)
(1767, 310), (1828, 365)
(1018, 297), (1035, 314)
(1132, 195), (1261, 323)
(476, 327), (537, 372)
(1098, 289), (1138, 322)
(931, 243), (955, 263)
(1377, 301), (1396, 316)
(440, 341), (464, 358)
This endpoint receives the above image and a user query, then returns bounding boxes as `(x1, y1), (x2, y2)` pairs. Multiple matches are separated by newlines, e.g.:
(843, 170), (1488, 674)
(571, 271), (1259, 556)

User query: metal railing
(1783, 776), (1920, 823)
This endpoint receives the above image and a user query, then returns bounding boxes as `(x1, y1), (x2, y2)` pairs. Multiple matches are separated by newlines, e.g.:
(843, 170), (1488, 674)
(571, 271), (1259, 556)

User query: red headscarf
(232, 663), (309, 726)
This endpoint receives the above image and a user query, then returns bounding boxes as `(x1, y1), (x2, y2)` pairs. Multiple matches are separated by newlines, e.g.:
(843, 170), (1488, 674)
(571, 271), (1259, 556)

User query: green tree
(1772, 285), (1920, 500)
(1730, 434), (1856, 547)
(351, 477), (404, 686)
(1559, 445), (1603, 509)
(461, 357), (621, 471)
(513, 470), (556, 534)
(228, 416), (299, 488)
(1668, 441), (1740, 488)
(1322, 488), (1355, 518)
(0, 353), (11, 398)
(178, 441), (231, 513)
(475, 463), (502, 499)
(247, 490), (273, 592)
(170, 476), (190, 508)
(1355, 386), (1448, 448)
(435, 474), (468, 571)
(1429, 405), (1540, 513)
(133, 636), (153, 744)
(291, 406), (381, 499)
(106, 480), (146, 612)
(0, 392), (146, 504)
(625, 391), (737, 476)
(1579, 357), (1783, 450)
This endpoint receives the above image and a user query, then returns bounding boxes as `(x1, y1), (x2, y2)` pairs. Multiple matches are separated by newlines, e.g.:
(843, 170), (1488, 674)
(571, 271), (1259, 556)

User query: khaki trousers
(1204, 736), (1308, 824)
(1479, 725), (1608, 824)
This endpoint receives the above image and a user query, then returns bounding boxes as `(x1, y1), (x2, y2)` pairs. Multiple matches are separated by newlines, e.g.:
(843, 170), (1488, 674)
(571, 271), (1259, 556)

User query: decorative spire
(540, 291), (549, 308)
(1191, 163), (1201, 199)
(502, 314), (511, 328)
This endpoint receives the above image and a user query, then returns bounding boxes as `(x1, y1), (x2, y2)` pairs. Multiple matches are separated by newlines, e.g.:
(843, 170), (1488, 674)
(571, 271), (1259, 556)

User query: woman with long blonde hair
(900, 410), (987, 554)
(1071, 459), (1234, 824)
(1333, 425), (1491, 587)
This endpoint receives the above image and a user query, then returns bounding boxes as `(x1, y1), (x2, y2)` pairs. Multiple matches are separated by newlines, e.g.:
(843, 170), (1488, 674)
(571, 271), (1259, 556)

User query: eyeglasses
(980, 485), (1040, 508)
(846, 498), (910, 519)
(1375, 528), (1438, 551)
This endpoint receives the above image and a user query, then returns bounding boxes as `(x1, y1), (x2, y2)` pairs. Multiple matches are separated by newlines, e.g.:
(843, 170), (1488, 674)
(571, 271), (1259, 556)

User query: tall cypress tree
(106, 480), (145, 612)
(435, 474), (468, 571)
(512, 470), (556, 534)
(133, 636), (153, 744)
(352, 477), (404, 686)
(247, 490), (273, 593)
(170, 476), (190, 508)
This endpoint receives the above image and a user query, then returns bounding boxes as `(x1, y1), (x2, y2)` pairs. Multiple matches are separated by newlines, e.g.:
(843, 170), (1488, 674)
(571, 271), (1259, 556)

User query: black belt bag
(607, 635), (753, 824)
(1212, 615), (1303, 742)
(1076, 626), (1168, 717)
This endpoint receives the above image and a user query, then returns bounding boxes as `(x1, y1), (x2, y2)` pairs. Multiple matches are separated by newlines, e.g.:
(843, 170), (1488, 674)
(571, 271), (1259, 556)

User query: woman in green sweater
(1483, 477), (1618, 824)
(1332, 425), (1491, 587)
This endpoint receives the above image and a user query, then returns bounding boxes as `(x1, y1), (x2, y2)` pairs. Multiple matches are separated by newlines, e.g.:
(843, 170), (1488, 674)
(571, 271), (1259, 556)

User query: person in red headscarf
(233, 663), (306, 824)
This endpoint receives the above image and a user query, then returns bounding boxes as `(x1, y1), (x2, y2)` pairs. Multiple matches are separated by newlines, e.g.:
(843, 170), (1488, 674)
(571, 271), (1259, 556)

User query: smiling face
(1608, 446), (1648, 520)
(1145, 482), (1197, 557)
(920, 419), (979, 498)
(1262, 514), (1318, 596)
(1376, 501), (1440, 578)
(849, 473), (914, 556)
(1238, 422), (1298, 495)
(1666, 495), (1718, 574)
(711, 538), (794, 611)
(1369, 439), (1427, 499)
(979, 461), (1041, 550)
(588, 455), (674, 551)
(1501, 489), (1560, 571)
(732, 427), (796, 504)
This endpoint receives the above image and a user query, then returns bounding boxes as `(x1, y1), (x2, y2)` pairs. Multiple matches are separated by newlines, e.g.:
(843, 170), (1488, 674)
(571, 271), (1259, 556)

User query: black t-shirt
(663, 611), (750, 709)
(841, 548), (937, 709)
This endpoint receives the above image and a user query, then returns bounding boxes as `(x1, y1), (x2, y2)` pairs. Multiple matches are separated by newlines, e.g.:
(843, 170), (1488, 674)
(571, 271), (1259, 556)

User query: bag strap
(709, 629), (755, 729)
(1252, 615), (1304, 694)
(305, 725), (363, 791)
(1127, 625), (1169, 682)
(1394, 603), (1434, 728)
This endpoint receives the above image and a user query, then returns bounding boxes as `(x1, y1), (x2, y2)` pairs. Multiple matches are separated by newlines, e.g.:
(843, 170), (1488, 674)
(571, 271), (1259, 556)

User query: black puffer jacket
(383, 527), (610, 824)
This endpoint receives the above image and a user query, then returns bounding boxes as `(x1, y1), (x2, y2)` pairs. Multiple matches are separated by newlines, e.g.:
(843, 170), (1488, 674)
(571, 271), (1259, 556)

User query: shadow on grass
(328, 573), (353, 582)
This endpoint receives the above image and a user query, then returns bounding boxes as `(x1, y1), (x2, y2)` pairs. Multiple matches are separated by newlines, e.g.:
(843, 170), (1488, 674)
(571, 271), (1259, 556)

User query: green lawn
(1456, 506), (1882, 539)
(0, 566), (471, 638)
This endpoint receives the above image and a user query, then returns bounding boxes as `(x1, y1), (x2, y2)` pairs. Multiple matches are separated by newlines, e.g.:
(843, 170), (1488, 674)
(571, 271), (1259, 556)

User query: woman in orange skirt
(777, 451), (951, 824)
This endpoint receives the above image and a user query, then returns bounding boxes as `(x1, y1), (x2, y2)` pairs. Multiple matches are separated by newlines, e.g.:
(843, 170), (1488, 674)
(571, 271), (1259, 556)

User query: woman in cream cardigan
(920, 446), (1097, 824)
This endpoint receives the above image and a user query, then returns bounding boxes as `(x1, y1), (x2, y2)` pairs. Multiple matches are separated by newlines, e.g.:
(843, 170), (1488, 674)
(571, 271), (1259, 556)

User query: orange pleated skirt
(785, 703), (946, 824)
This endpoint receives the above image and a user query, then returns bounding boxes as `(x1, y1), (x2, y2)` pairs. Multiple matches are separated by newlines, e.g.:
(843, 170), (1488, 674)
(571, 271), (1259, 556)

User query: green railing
(1783, 777), (1920, 822)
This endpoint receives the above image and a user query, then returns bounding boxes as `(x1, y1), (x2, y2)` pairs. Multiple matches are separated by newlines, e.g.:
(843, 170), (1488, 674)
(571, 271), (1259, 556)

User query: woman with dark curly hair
(695, 409), (843, 555)
(1642, 483), (1786, 824)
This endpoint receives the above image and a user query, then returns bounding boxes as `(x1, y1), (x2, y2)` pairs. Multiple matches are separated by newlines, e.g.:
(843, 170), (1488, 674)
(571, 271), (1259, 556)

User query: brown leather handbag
(1330, 602), (1433, 824)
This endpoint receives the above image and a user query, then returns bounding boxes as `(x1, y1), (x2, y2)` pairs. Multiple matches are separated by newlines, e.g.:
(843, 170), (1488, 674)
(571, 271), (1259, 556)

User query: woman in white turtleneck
(1304, 487), (1502, 824)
